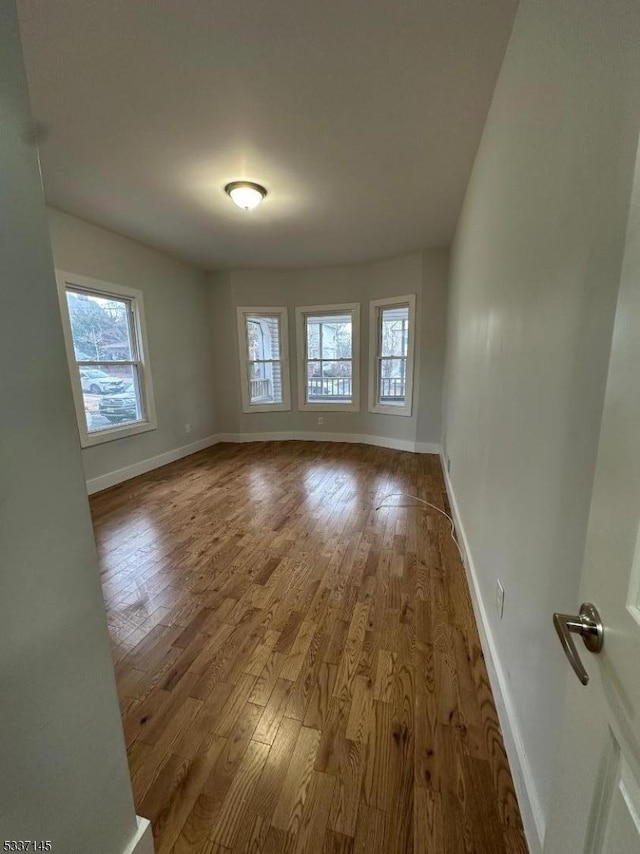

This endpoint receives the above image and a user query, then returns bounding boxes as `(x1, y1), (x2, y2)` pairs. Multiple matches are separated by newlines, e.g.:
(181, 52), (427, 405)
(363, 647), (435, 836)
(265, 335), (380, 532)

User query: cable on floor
(375, 491), (464, 562)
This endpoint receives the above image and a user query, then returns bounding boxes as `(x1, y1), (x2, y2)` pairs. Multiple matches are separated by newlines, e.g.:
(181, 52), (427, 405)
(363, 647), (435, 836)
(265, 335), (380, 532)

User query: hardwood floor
(92, 441), (527, 853)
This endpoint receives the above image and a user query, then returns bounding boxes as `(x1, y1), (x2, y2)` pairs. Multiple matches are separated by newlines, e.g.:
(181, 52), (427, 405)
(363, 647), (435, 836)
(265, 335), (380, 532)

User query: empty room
(3, 1), (640, 853)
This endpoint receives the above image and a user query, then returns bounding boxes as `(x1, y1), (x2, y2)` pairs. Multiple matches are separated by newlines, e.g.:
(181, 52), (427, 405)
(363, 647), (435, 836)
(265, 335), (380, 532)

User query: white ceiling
(17, 0), (516, 270)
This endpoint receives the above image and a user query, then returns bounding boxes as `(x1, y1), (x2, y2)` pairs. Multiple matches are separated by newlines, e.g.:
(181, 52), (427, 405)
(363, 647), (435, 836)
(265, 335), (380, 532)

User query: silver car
(80, 368), (125, 395)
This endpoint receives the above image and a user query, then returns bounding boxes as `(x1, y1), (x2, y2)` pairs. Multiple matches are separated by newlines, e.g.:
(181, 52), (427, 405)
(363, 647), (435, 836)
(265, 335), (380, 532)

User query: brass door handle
(553, 603), (604, 686)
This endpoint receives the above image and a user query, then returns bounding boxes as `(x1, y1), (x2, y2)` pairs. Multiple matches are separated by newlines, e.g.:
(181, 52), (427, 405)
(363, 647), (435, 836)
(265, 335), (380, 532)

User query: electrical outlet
(185, 423), (191, 434)
(496, 579), (505, 619)
(317, 416), (324, 426)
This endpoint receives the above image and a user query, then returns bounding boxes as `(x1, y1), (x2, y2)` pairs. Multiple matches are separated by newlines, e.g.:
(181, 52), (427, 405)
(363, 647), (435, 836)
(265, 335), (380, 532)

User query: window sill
(242, 403), (292, 413)
(299, 402), (360, 413)
(80, 419), (157, 448)
(368, 404), (412, 417)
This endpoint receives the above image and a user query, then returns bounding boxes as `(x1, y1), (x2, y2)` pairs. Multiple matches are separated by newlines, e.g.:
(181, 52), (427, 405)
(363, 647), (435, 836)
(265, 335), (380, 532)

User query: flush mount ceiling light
(225, 181), (267, 210)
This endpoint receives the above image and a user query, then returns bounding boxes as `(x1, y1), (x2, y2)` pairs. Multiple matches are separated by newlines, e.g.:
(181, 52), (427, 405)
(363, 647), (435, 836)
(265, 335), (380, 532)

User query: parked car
(98, 383), (138, 423)
(80, 368), (126, 395)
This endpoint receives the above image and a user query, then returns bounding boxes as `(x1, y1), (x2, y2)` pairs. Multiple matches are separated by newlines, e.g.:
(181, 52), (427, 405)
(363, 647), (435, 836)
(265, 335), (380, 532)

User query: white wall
(417, 249), (448, 447)
(441, 0), (640, 848)
(47, 207), (217, 484)
(209, 249), (447, 449)
(0, 3), (140, 850)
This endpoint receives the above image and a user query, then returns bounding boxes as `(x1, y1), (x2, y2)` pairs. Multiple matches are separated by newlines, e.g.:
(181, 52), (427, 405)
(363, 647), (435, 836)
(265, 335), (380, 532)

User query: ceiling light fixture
(225, 181), (267, 210)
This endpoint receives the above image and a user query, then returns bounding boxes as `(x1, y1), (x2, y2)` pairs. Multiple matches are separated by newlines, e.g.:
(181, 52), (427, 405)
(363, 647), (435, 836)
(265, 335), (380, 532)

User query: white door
(544, 141), (640, 852)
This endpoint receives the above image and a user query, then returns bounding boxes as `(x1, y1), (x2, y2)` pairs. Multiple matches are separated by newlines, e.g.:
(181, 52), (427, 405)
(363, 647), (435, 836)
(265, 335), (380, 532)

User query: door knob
(553, 602), (604, 686)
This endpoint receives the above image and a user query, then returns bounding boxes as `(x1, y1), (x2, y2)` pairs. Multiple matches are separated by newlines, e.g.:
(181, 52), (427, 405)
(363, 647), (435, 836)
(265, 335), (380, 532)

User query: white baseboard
(85, 435), (220, 494)
(441, 454), (545, 854)
(85, 431), (441, 495)
(218, 430), (440, 455)
(415, 440), (442, 454)
(122, 817), (154, 854)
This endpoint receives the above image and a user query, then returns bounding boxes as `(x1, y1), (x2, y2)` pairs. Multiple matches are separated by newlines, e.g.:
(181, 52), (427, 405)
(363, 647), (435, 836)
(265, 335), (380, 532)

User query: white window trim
(56, 270), (157, 447)
(295, 302), (360, 412)
(236, 306), (291, 413)
(368, 294), (416, 417)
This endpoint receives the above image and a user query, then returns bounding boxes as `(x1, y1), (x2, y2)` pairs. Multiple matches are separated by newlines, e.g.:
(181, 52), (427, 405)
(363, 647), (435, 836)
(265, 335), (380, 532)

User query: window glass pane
(378, 357), (406, 403)
(306, 360), (352, 402)
(380, 305), (409, 358)
(306, 314), (352, 360)
(249, 361), (283, 405)
(246, 315), (281, 362)
(306, 321), (321, 360)
(66, 290), (134, 361)
(80, 364), (144, 433)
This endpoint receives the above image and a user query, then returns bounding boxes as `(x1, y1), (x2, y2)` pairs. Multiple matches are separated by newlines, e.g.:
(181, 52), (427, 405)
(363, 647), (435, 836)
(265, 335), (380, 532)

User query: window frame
(236, 306), (291, 413)
(295, 302), (360, 412)
(368, 294), (416, 417)
(56, 270), (157, 447)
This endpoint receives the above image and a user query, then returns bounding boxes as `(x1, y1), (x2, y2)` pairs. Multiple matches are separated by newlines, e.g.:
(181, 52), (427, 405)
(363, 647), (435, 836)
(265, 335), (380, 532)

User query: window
(369, 295), (416, 416)
(296, 303), (360, 411)
(56, 271), (156, 446)
(236, 307), (291, 412)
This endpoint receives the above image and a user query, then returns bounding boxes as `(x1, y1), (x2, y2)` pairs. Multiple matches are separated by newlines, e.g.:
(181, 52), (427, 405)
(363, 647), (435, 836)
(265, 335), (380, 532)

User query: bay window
(236, 307), (291, 412)
(296, 303), (360, 411)
(368, 295), (416, 416)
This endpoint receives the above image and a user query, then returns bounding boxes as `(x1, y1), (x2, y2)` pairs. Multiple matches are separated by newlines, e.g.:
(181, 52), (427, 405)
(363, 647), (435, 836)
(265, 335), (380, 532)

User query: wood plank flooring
(91, 441), (527, 853)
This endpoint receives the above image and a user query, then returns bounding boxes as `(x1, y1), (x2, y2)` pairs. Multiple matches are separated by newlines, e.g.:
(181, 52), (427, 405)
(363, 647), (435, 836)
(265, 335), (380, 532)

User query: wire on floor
(374, 491), (464, 563)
